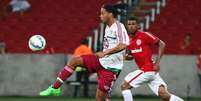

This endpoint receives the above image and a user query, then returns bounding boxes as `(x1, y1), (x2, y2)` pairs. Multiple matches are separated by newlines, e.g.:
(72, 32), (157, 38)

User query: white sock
(170, 94), (184, 101)
(122, 90), (133, 101)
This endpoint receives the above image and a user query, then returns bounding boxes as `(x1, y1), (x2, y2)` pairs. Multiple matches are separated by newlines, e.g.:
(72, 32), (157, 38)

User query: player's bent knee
(158, 88), (170, 100)
(121, 84), (126, 90)
(68, 56), (83, 67)
(121, 82), (131, 91)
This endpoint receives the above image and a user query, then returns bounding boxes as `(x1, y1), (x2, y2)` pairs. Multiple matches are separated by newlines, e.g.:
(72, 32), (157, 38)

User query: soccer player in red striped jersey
(121, 16), (184, 101)
(39, 4), (129, 101)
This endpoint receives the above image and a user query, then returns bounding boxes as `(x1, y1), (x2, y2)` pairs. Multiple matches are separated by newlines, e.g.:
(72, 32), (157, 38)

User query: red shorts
(81, 54), (117, 93)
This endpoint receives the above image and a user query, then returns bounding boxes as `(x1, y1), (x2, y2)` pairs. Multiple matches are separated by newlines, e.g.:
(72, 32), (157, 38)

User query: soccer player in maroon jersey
(121, 16), (184, 101)
(39, 4), (129, 101)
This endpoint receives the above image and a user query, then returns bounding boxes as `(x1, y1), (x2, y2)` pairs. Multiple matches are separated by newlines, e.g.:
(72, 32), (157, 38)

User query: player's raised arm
(96, 43), (127, 58)
(143, 32), (166, 72)
(105, 43), (127, 54)
(154, 39), (166, 71)
(156, 40), (166, 63)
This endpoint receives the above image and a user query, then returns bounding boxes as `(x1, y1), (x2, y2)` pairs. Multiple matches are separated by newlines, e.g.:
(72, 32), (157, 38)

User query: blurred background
(0, 0), (201, 101)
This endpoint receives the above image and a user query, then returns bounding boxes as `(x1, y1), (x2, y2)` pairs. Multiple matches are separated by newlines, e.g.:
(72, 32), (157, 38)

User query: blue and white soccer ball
(28, 35), (46, 51)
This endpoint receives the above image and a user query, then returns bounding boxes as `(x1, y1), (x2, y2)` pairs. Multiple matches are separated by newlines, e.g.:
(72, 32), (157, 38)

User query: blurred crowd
(0, 0), (31, 20)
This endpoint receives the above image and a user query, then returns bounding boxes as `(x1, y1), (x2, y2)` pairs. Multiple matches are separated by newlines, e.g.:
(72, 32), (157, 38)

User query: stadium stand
(129, 0), (200, 54)
(0, 0), (200, 54)
(148, 0), (201, 54)
(0, 0), (118, 53)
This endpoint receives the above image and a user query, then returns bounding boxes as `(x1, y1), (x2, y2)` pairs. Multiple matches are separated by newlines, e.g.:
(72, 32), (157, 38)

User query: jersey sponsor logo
(103, 37), (109, 49)
(136, 39), (142, 45)
(107, 36), (117, 39)
(131, 47), (142, 53)
(109, 30), (115, 35)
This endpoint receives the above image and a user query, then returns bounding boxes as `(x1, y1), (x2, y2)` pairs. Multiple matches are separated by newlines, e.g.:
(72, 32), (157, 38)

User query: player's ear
(109, 12), (113, 18)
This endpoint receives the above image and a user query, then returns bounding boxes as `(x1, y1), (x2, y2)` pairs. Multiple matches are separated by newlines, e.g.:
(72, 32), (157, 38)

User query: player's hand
(95, 52), (106, 58)
(153, 62), (160, 72)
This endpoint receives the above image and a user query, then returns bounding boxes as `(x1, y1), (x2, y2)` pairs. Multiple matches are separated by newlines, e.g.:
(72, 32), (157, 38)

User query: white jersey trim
(145, 32), (156, 40)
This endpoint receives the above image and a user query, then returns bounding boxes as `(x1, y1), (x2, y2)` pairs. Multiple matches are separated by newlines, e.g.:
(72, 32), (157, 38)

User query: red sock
(52, 66), (74, 89)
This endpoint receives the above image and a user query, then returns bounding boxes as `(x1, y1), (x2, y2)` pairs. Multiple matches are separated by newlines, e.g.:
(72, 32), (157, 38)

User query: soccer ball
(28, 35), (46, 51)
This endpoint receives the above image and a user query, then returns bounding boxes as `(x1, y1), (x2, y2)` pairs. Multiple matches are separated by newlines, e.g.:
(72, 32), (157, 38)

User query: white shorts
(124, 70), (167, 96)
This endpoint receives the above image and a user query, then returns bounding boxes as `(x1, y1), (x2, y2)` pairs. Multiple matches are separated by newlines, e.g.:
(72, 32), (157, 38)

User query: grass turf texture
(0, 97), (200, 101)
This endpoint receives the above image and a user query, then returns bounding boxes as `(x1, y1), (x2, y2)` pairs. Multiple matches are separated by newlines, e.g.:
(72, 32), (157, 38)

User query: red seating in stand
(0, 0), (118, 53)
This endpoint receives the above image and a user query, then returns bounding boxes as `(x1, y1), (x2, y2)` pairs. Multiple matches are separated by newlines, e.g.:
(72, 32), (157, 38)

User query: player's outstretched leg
(121, 81), (133, 101)
(39, 56), (84, 96)
(158, 85), (184, 101)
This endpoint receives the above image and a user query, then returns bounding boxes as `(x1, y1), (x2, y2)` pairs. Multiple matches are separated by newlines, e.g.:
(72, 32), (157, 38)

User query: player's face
(100, 8), (110, 23)
(127, 20), (139, 34)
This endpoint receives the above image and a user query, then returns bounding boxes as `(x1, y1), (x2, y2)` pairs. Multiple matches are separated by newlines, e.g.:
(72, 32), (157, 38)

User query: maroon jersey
(128, 31), (159, 72)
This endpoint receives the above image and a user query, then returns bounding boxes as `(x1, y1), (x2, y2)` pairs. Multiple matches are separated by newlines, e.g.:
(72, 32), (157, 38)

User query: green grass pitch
(0, 97), (200, 101)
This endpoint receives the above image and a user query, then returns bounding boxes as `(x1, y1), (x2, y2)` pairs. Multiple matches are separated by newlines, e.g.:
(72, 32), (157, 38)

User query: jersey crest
(136, 39), (142, 46)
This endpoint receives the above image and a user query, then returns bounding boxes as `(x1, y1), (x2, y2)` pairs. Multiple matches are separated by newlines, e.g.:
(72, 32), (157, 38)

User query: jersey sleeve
(73, 46), (92, 56)
(116, 22), (130, 45)
(73, 47), (82, 56)
(144, 32), (159, 45)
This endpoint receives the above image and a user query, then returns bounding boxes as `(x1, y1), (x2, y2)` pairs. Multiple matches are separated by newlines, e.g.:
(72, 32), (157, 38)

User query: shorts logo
(136, 39), (141, 46)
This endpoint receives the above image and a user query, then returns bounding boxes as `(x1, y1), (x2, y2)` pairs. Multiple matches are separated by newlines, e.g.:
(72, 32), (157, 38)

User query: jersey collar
(107, 21), (118, 29)
(130, 31), (140, 39)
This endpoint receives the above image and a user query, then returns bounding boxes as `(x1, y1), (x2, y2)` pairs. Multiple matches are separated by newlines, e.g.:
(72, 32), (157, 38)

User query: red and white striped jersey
(99, 21), (129, 71)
